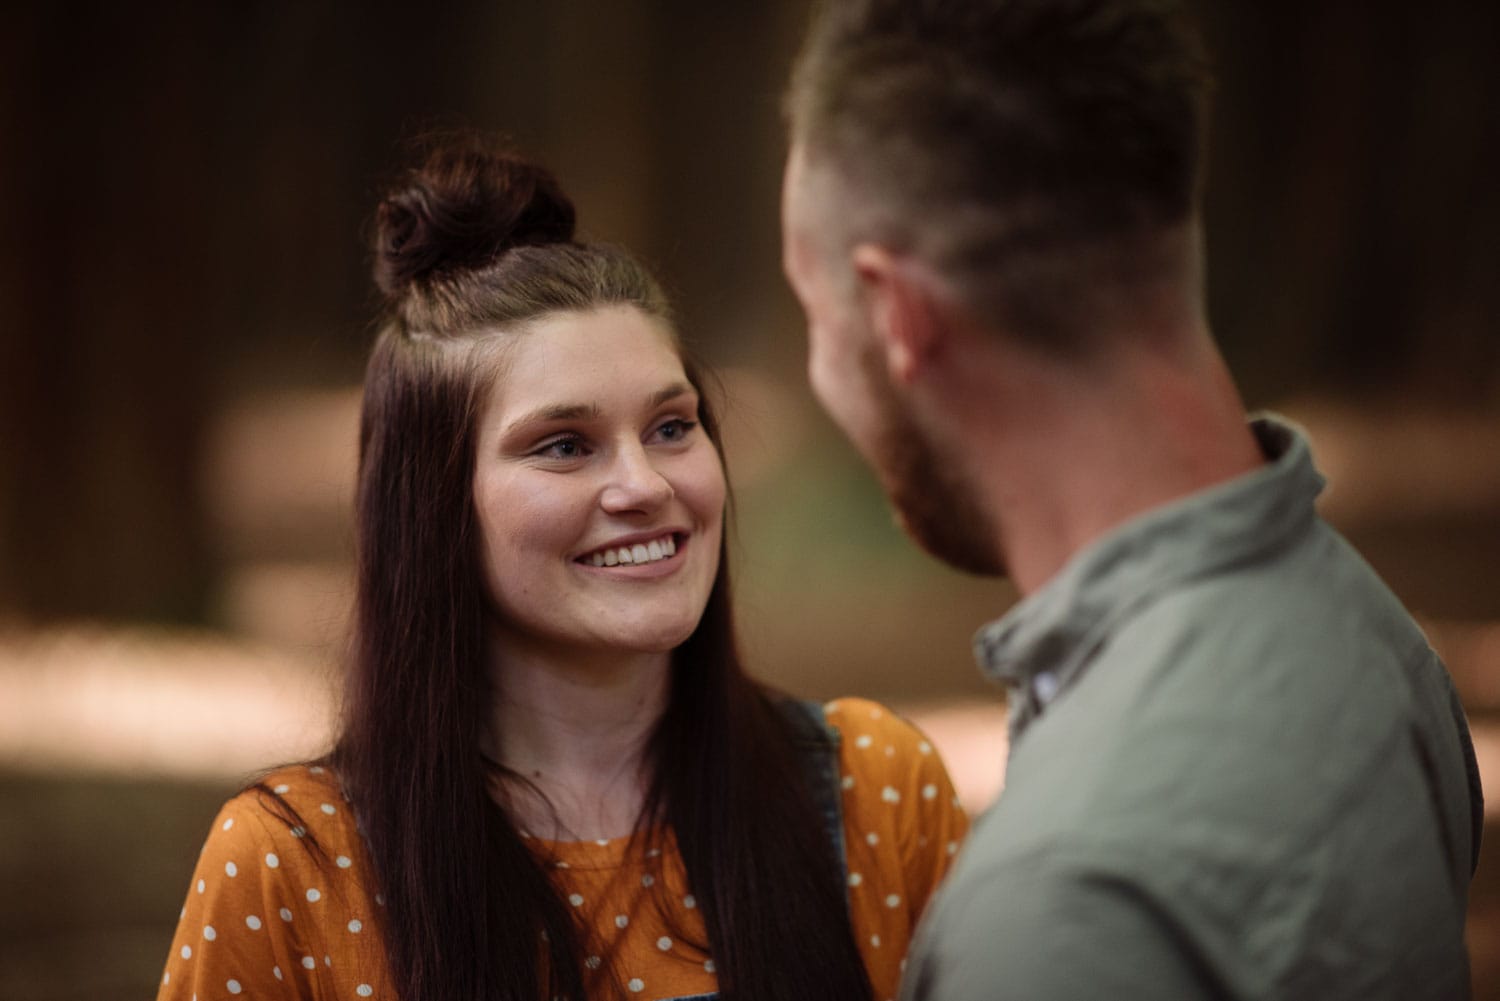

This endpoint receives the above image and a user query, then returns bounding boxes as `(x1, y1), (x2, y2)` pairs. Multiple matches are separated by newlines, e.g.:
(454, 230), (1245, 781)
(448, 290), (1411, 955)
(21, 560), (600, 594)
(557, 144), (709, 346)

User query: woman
(157, 137), (967, 1001)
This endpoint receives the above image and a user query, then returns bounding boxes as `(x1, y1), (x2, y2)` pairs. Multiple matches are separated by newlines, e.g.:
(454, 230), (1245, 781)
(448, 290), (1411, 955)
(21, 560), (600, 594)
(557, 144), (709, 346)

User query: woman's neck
(485, 640), (670, 842)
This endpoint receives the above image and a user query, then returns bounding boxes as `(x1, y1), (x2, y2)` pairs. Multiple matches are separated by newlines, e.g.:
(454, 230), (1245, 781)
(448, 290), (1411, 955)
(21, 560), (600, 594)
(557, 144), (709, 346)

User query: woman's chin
(606, 617), (703, 656)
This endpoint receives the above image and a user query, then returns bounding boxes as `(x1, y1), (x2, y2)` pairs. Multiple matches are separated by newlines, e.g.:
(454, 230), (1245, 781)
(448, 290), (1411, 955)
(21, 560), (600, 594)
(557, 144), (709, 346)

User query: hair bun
(373, 138), (577, 297)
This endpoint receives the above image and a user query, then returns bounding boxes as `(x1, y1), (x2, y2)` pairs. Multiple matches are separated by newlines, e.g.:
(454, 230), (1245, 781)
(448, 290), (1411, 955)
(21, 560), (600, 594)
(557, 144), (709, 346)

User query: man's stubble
(858, 342), (1005, 578)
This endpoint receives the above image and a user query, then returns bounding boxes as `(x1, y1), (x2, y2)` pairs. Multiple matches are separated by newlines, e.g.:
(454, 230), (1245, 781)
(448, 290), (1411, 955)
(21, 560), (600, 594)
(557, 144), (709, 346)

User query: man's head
(783, 147), (1007, 575)
(781, 0), (1213, 574)
(784, 0), (1212, 347)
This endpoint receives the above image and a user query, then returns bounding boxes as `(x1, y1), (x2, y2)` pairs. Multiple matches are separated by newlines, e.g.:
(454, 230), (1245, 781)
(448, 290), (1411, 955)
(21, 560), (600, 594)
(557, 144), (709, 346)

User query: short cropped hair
(787, 0), (1212, 350)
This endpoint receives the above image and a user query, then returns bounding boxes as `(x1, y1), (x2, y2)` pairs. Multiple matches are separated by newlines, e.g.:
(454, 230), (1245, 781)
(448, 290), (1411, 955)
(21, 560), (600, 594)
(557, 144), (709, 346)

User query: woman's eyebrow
(502, 382), (695, 437)
(648, 381), (696, 408)
(503, 403), (601, 436)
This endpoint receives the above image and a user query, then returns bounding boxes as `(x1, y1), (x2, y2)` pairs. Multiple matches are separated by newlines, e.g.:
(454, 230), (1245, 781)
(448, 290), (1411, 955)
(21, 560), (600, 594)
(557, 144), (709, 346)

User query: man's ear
(850, 243), (941, 386)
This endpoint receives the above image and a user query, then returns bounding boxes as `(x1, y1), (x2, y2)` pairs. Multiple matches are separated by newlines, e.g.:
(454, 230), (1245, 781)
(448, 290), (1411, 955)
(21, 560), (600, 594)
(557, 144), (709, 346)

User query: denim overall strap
(778, 698), (852, 918)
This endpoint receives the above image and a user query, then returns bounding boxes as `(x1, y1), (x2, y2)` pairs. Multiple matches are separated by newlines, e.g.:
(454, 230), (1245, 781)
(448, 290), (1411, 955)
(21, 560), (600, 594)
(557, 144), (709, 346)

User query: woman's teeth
(587, 534), (677, 567)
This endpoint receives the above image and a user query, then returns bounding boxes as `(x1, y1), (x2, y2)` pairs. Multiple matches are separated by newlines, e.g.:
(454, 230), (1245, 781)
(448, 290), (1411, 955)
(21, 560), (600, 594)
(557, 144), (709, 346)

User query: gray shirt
(903, 415), (1483, 1001)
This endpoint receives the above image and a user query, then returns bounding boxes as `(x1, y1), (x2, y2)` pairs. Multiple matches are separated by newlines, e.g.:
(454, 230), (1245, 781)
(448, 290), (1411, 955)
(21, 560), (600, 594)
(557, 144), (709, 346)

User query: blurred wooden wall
(3, 1), (1497, 627)
(0, 1), (809, 627)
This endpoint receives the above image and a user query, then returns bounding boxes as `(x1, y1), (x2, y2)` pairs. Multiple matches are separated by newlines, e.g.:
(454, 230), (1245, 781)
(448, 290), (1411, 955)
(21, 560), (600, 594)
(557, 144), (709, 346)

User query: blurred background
(2, 2), (1497, 997)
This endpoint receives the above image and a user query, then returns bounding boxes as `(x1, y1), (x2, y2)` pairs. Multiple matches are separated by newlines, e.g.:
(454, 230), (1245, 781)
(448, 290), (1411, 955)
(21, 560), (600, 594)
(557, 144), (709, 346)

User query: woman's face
(471, 305), (726, 661)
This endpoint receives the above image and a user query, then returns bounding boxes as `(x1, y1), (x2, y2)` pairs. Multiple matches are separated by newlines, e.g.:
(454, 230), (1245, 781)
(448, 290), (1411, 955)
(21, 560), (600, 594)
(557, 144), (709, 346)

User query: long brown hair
(330, 135), (874, 1001)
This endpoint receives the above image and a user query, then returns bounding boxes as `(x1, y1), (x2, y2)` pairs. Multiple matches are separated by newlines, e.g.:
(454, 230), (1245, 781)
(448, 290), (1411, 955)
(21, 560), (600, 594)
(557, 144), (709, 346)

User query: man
(780, 1), (1483, 998)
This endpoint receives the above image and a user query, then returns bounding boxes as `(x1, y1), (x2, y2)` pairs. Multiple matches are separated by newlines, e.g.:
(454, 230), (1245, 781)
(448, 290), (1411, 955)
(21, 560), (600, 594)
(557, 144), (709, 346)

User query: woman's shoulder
(205, 763), (364, 870)
(222, 762), (349, 818)
(822, 697), (935, 758)
(163, 764), (385, 998)
(244, 762), (352, 816)
(822, 697), (965, 818)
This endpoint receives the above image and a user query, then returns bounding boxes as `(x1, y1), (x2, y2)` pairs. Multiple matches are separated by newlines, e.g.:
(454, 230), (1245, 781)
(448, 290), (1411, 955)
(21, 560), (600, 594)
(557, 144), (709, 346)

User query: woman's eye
(653, 418), (699, 443)
(536, 436), (587, 460)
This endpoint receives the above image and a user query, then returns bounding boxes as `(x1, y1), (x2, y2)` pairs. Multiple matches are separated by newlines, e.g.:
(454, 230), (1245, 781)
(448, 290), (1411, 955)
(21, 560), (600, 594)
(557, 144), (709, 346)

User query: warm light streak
(1278, 399), (1500, 527)
(0, 623), (1493, 828)
(0, 624), (334, 780)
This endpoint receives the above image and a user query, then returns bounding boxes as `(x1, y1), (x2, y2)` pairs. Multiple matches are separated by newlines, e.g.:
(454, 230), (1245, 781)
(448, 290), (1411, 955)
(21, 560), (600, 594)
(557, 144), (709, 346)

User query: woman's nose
(599, 444), (674, 513)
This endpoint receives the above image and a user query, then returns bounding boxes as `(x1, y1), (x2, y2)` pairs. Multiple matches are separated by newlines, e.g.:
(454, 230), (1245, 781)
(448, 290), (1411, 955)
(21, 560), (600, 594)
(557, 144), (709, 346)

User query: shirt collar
(973, 413), (1326, 736)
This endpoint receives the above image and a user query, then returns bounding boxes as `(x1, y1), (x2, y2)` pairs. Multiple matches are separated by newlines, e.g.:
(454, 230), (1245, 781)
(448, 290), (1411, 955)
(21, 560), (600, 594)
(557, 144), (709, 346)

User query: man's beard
(860, 346), (1004, 577)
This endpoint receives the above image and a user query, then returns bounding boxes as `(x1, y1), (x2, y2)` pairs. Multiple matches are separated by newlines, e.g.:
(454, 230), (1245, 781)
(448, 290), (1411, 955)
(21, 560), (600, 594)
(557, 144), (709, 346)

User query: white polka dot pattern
(827, 698), (972, 1001)
(150, 702), (969, 1001)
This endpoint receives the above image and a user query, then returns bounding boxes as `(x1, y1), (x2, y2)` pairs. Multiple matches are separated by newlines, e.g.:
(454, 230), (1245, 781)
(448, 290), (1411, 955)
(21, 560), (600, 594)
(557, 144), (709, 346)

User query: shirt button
(1033, 670), (1060, 705)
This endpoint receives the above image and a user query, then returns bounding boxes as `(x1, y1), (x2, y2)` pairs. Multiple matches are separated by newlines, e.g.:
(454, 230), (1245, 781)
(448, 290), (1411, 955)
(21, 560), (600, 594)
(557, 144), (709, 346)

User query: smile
(577, 532), (680, 568)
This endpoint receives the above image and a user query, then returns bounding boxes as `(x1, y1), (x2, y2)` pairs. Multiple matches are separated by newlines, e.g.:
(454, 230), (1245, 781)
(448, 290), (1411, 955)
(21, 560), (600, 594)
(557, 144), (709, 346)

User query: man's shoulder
(916, 797), (1469, 1001)
(907, 832), (1223, 999)
(1100, 521), (1440, 723)
(1057, 565), (1454, 848)
(923, 541), (1477, 1000)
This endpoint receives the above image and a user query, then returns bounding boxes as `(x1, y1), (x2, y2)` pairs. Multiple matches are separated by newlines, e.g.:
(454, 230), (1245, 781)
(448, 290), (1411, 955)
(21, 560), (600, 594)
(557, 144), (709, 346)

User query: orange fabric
(156, 697), (969, 1001)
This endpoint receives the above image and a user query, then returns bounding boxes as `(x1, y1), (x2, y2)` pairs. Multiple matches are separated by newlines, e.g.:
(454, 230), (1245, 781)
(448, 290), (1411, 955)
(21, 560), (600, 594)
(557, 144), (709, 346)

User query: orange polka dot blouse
(156, 697), (969, 1001)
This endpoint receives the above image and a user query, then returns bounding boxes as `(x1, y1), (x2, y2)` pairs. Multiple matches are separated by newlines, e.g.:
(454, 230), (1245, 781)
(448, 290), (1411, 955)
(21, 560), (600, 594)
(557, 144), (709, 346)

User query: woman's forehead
(481, 306), (690, 420)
